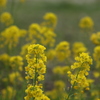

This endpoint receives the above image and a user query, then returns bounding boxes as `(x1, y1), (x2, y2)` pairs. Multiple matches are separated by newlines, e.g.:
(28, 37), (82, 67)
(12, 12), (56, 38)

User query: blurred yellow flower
(10, 56), (23, 71)
(2, 86), (16, 99)
(90, 32), (100, 45)
(43, 12), (57, 28)
(72, 42), (87, 57)
(93, 46), (100, 68)
(79, 16), (94, 29)
(53, 66), (70, 75)
(9, 72), (23, 84)
(20, 0), (25, 3)
(0, 53), (9, 66)
(46, 49), (56, 61)
(0, 0), (7, 7)
(55, 41), (70, 61)
(1, 25), (21, 49)
(93, 71), (100, 78)
(0, 12), (13, 26)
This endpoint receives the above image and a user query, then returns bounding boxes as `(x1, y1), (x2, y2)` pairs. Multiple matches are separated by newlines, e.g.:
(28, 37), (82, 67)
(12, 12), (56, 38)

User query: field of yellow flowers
(0, 0), (100, 100)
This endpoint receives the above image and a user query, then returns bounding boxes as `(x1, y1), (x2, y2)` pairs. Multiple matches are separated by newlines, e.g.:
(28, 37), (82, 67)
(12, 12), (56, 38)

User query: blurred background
(7, 0), (100, 44)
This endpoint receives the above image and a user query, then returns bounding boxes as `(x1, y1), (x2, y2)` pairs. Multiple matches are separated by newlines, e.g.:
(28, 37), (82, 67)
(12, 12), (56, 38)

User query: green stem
(10, 0), (15, 17)
(33, 55), (38, 86)
(66, 68), (82, 100)
(34, 67), (37, 86)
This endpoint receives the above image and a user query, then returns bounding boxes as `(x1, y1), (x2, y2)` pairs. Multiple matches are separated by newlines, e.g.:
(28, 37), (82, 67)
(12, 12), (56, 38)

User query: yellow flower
(25, 44), (47, 82)
(72, 42), (87, 57)
(90, 32), (100, 45)
(27, 23), (41, 42)
(1, 25), (24, 49)
(43, 12), (57, 28)
(93, 46), (100, 68)
(40, 27), (56, 47)
(0, 53), (9, 65)
(20, 44), (30, 58)
(53, 66), (70, 75)
(9, 72), (23, 84)
(46, 49), (56, 60)
(0, 0), (7, 7)
(10, 56), (23, 71)
(68, 52), (92, 92)
(79, 16), (94, 29)
(0, 12), (13, 26)
(54, 80), (65, 91)
(19, 29), (27, 37)
(25, 44), (50, 100)
(55, 41), (70, 61)
(2, 86), (16, 99)
(93, 71), (100, 78)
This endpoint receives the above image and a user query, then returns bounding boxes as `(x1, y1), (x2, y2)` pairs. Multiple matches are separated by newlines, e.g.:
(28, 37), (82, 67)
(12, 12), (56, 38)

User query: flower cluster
(43, 12), (57, 28)
(0, 54), (24, 86)
(55, 41), (70, 61)
(72, 42), (87, 57)
(67, 52), (92, 99)
(0, 12), (13, 26)
(1, 86), (16, 100)
(10, 56), (23, 71)
(25, 44), (50, 100)
(27, 23), (56, 47)
(20, 44), (30, 59)
(0, 0), (7, 7)
(79, 16), (94, 29)
(40, 27), (56, 47)
(53, 66), (70, 75)
(46, 49), (56, 61)
(0, 53), (9, 66)
(90, 32), (100, 45)
(92, 45), (100, 80)
(0, 25), (26, 49)
(9, 72), (23, 84)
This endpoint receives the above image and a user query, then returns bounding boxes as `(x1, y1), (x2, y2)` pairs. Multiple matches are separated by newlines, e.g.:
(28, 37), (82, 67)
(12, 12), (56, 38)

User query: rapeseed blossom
(43, 12), (57, 28)
(9, 72), (23, 84)
(67, 52), (92, 99)
(90, 32), (100, 45)
(0, 12), (13, 26)
(20, 44), (30, 59)
(40, 27), (56, 47)
(72, 42), (87, 57)
(25, 44), (50, 100)
(25, 44), (46, 83)
(28, 23), (41, 42)
(2, 86), (16, 99)
(55, 41), (70, 61)
(0, 53), (9, 66)
(79, 16), (94, 29)
(46, 49), (56, 61)
(28, 23), (56, 47)
(53, 66), (70, 75)
(93, 46), (100, 68)
(0, 0), (7, 7)
(1, 25), (23, 49)
(10, 56), (23, 71)
(93, 71), (100, 78)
